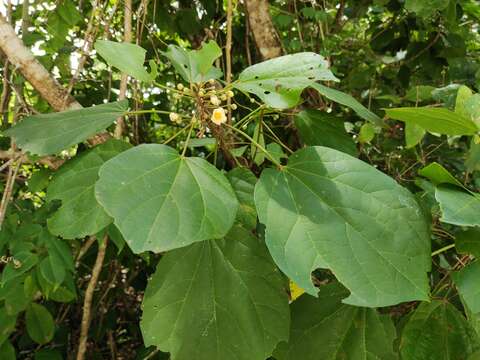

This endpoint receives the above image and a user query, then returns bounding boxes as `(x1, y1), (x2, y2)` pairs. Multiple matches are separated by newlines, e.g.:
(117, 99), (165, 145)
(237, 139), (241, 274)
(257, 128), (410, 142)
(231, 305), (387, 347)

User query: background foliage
(2, 0), (480, 359)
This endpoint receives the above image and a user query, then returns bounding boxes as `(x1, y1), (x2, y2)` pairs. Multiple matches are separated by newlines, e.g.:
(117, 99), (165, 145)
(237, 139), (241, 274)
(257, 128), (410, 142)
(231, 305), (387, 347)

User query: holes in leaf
(183, 64), (188, 69)
(264, 91), (271, 95)
(254, 76), (259, 79)
(308, 76), (315, 80)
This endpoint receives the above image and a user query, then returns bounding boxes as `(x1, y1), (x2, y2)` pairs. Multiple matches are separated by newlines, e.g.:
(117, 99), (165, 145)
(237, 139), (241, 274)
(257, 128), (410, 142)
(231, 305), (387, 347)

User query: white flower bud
(231, 103), (237, 110)
(210, 95), (221, 106)
(227, 90), (234, 98)
(221, 94), (227, 101)
(208, 79), (215, 85)
(177, 83), (184, 90)
(198, 89), (205, 97)
(169, 112), (180, 122)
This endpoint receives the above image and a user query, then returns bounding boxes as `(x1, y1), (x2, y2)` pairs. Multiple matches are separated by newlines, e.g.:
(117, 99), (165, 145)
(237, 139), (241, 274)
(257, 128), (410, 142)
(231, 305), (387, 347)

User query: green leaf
(39, 256), (65, 287)
(28, 169), (52, 193)
(466, 139), (480, 173)
(399, 301), (480, 359)
(0, 308), (16, 347)
(455, 228), (480, 258)
(405, 85), (435, 102)
(435, 186), (480, 227)
(163, 41), (222, 83)
(251, 120), (265, 166)
(57, 0), (82, 26)
(35, 349), (63, 360)
(43, 232), (74, 272)
(464, 94), (480, 127)
(455, 85), (474, 119)
(1, 252), (39, 285)
(311, 83), (383, 126)
(385, 107), (478, 136)
(227, 168), (257, 229)
(95, 144), (239, 253)
(95, 40), (155, 82)
(254, 146), (431, 307)
(47, 139), (131, 239)
(405, 0), (449, 18)
(0, 340), (15, 360)
(140, 225), (289, 360)
(405, 122), (426, 148)
(453, 262), (480, 314)
(234, 53), (338, 109)
(274, 283), (397, 360)
(418, 162), (463, 187)
(25, 303), (55, 345)
(4, 100), (128, 156)
(266, 143), (287, 164)
(3, 278), (31, 315)
(358, 123), (376, 143)
(294, 110), (357, 156)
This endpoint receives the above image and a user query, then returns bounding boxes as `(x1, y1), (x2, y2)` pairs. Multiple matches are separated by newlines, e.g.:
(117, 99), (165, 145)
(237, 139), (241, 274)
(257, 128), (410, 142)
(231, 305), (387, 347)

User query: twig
(114, 0), (132, 139)
(0, 158), (21, 229)
(226, 0), (233, 123)
(76, 236), (108, 360)
(65, 0), (100, 100)
(75, 236), (97, 267)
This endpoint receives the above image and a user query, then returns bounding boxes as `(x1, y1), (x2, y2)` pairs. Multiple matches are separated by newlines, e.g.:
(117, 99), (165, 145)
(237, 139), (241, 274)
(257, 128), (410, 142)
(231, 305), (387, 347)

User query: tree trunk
(244, 0), (282, 60)
(0, 14), (80, 111)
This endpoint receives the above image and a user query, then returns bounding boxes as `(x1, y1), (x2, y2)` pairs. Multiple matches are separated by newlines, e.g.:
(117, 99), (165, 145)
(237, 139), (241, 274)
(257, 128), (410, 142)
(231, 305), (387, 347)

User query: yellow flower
(211, 107), (227, 125)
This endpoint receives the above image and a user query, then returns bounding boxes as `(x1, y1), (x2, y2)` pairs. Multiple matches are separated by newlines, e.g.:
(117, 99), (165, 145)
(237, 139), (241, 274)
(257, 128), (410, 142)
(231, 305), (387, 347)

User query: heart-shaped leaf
(47, 139), (131, 239)
(141, 225), (289, 360)
(399, 301), (480, 359)
(275, 282), (398, 360)
(95, 144), (238, 253)
(255, 146), (431, 307)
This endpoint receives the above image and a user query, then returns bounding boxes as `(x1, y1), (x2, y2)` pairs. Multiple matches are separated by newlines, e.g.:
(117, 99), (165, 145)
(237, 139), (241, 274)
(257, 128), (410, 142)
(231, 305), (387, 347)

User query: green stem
(431, 243), (455, 257)
(262, 121), (294, 154)
(127, 109), (171, 116)
(225, 123), (282, 168)
(163, 124), (189, 145)
(181, 122), (195, 156)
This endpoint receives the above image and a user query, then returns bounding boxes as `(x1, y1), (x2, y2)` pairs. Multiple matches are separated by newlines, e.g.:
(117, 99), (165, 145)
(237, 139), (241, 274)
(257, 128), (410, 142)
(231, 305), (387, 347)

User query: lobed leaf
(254, 146), (431, 307)
(399, 301), (480, 359)
(141, 225), (290, 360)
(163, 41), (222, 83)
(275, 282), (398, 360)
